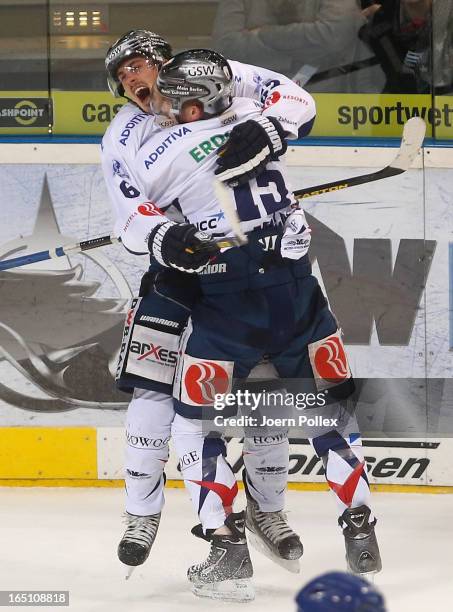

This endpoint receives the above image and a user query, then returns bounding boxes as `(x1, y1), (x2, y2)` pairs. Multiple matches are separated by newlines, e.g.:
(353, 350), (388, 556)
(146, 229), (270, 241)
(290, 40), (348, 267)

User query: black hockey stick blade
(294, 117), (426, 200)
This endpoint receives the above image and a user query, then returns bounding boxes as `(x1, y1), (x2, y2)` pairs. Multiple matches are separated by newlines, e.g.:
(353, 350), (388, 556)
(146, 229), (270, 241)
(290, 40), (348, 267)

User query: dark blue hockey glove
(148, 222), (219, 273)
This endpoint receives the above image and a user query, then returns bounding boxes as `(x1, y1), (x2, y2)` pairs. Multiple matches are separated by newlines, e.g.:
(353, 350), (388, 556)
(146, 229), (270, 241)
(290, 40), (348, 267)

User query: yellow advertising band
(0, 92), (452, 138)
(0, 427), (452, 493)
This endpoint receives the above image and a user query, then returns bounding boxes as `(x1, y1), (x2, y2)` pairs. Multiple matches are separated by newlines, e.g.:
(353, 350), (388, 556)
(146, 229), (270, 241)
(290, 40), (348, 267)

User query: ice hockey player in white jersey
(102, 30), (317, 588)
(108, 48), (381, 600)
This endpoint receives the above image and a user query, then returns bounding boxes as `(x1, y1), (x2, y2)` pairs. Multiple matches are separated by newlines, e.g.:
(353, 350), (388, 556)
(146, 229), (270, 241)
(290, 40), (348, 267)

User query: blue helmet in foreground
(296, 572), (386, 612)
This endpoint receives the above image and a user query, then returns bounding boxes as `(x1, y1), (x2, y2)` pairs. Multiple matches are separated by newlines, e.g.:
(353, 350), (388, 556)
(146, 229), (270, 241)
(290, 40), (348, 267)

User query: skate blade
(346, 558), (381, 580)
(348, 568), (379, 582)
(247, 529), (301, 574)
(191, 578), (255, 602)
(125, 566), (136, 580)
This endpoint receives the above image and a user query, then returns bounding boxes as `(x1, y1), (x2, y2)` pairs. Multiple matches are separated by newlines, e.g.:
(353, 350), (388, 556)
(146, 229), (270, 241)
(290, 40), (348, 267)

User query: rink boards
(0, 427), (452, 491)
(0, 143), (452, 490)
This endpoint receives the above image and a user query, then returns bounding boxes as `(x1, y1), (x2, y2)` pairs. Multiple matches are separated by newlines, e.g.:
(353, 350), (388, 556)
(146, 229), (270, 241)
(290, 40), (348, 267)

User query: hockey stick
(293, 116), (425, 200)
(0, 235), (120, 272)
(212, 179), (248, 245)
(0, 118), (425, 270)
(206, 117), (425, 248)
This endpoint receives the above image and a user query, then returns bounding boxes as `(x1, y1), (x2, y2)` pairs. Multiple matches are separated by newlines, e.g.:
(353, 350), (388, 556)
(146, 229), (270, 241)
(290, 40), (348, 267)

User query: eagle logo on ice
(0, 175), (132, 414)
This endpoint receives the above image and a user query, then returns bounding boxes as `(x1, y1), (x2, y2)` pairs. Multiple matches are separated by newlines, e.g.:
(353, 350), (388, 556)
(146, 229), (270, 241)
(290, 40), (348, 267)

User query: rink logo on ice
(0, 98), (51, 127)
(181, 356), (233, 406)
(308, 330), (351, 391)
(125, 325), (179, 385)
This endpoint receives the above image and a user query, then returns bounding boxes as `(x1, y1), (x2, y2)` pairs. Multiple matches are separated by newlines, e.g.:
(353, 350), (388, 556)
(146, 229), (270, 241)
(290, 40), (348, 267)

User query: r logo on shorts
(179, 355), (233, 406)
(308, 330), (351, 391)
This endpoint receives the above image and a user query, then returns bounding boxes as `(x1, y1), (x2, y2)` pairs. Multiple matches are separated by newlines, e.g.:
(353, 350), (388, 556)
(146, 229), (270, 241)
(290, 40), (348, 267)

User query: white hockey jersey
(101, 60), (316, 254)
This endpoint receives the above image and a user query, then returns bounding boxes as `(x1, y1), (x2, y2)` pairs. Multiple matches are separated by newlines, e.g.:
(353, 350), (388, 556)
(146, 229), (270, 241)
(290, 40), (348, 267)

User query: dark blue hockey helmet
(296, 572), (386, 612)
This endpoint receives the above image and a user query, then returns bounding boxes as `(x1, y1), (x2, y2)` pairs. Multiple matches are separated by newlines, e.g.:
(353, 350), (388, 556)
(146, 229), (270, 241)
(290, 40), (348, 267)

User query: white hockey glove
(148, 221), (219, 273)
(215, 116), (287, 187)
(280, 209), (311, 260)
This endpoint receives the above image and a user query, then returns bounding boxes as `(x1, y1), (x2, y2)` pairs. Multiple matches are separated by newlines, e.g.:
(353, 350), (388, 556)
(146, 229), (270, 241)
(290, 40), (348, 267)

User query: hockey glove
(215, 116), (287, 187)
(148, 221), (219, 273)
(280, 209), (311, 260)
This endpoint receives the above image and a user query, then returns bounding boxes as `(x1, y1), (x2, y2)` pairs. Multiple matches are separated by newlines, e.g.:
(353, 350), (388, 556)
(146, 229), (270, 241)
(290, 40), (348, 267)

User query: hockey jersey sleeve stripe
(297, 116), (316, 139)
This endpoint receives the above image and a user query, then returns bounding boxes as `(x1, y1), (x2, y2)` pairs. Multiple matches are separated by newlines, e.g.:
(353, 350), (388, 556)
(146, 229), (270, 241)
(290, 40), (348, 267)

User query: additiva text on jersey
(144, 126), (192, 168)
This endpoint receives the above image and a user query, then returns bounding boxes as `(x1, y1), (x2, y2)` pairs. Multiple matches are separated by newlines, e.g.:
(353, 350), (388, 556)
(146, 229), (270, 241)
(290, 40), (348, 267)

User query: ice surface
(1, 487), (451, 611)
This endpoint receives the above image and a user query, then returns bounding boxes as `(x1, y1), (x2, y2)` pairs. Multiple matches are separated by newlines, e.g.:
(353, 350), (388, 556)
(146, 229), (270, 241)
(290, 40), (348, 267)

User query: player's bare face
(116, 56), (158, 113)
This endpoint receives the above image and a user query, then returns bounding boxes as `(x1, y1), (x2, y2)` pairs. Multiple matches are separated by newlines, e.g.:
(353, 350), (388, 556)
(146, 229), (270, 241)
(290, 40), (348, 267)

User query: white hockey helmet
(105, 29), (172, 97)
(155, 49), (233, 117)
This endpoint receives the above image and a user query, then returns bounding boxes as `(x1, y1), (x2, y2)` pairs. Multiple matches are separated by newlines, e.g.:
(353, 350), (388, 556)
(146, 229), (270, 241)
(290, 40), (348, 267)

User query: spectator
(212, 0), (385, 92)
(428, 0), (453, 93)
(360, 0), (453, 94)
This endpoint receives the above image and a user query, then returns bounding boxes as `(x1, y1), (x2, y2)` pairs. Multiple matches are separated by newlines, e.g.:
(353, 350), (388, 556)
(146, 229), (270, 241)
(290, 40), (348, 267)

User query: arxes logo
(130, 340), (178, 365)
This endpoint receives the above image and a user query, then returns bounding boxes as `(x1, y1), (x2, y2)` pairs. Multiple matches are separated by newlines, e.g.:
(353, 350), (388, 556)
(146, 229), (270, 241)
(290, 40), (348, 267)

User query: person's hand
(362, 3), (382, 20)
(215, 117), (287, 187)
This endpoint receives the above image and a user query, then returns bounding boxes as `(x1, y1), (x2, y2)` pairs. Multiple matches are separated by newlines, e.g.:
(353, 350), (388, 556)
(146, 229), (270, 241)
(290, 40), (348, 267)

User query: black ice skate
(243, 470), (303, 574)
(339, 505), (382, 576)
(188, 511), (254, 602)
(118, 512), (161, 577)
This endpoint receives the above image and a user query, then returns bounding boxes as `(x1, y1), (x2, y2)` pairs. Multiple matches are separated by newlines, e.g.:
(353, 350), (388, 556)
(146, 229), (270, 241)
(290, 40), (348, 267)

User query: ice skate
(118, 511), (161, 576)
(188, 511), (254, 602)
(243, 471), (303, 573)
(340, 505), (382, 576)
